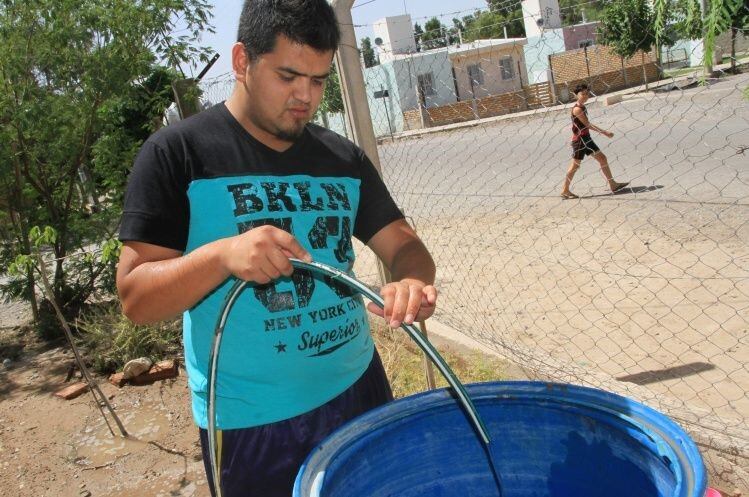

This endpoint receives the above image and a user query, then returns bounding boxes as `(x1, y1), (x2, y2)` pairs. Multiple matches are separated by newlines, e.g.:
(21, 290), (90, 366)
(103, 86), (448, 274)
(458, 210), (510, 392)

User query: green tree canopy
(413, 22), (425, 51)
(0, 0), (214, 337)
(318, 63), (344, 115)
(360, 37), (378, 68)
(598, 0), (656, 58)
(421, 17), (448, 49)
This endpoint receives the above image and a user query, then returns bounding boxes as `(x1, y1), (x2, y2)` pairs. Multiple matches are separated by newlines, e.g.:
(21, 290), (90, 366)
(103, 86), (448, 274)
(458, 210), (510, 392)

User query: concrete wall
(392, 51), (458, 110)
(363, 62), (405, 137)
(523, 28), (567, 83)
(373, 15), (417, 63)
(562, 22), (599, 51)
(451, 44), (528, 100)
(522, 0), (562, 39)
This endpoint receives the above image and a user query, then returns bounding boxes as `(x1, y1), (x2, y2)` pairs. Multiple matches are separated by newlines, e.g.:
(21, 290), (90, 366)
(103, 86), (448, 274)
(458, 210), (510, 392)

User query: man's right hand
(220, 225), (312, 284)
(117, 226), (311, 324)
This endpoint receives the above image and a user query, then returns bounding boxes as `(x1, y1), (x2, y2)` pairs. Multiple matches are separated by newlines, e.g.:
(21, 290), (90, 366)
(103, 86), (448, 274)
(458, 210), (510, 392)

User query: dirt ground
(0, 328), (209, 497)
(0, 312), (510, 497)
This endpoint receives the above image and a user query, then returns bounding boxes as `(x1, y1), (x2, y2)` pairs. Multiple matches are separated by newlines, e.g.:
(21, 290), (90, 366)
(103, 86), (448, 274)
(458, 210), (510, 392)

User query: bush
(75, 302), (182, 374)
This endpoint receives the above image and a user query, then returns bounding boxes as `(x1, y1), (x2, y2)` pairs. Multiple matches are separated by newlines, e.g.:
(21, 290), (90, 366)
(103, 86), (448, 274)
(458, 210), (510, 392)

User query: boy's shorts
(572, 134), (600, 160)
(199, 349), (393, 497)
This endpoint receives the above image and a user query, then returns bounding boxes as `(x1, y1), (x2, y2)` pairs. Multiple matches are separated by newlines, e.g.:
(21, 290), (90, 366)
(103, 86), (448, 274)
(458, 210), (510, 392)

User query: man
(115, 1), (437, 496)
(561, 83), (629, 199)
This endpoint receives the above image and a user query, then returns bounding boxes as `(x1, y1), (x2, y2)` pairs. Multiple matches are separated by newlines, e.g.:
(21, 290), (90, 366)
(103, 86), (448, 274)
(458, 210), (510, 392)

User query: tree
(652, 0), (745, 73)
(599, 0), (657, 84)
(599, 0), (657, 58)
(414, 22), (424, 51)
(559, 0), (607, 26)
(461, 9), (525, 42)
(360, 37), (378, 68)
(316, 63), (344, 130)
(725, 0), (749, 72)
(421, 17), (448, 50)
(0, 0), (214, 338)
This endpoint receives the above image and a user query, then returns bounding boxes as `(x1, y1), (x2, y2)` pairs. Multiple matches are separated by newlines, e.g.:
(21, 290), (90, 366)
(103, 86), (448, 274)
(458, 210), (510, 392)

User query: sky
(194, 0), (493, 80)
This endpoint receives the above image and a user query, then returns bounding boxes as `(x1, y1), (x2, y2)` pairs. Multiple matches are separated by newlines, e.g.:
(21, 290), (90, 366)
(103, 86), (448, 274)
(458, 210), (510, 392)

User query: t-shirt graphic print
(119, 103), (404, 430)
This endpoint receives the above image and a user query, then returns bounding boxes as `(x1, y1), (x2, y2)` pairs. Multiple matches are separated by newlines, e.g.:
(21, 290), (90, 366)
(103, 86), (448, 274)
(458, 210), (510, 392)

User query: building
(364, 15), (528, 136)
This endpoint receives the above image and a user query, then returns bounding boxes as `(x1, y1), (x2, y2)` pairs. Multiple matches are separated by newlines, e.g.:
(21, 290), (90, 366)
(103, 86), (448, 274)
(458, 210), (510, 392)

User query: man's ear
(232, 43), (250, 83)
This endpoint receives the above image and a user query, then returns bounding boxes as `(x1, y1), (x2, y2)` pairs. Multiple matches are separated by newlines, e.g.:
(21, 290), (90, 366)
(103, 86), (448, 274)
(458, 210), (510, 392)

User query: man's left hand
(366, 279), (438, 328)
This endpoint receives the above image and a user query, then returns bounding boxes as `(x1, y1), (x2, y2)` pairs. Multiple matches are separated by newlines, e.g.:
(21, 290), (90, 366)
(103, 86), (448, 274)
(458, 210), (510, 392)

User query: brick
(130, 359), (179, 385)
(108, 372), (127, 388)
(54, 382), (88, 400)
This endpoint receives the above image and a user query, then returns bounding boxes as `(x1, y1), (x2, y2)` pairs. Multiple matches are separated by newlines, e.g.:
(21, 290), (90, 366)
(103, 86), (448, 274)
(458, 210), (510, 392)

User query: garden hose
(206, 258), (492, 497)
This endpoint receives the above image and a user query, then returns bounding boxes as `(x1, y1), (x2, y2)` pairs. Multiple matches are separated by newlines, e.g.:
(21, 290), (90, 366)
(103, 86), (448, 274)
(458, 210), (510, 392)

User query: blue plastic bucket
(294, 381), (707, 497)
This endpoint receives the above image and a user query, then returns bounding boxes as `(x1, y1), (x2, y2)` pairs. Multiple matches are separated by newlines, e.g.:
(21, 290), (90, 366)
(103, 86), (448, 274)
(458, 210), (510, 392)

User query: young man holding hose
(116, 1), (437, 495)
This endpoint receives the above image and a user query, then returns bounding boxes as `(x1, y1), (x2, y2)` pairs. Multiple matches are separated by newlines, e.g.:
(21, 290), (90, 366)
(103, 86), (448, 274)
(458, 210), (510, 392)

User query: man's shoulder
(147, 103), (226, 149)
(305, 123), (363, 161)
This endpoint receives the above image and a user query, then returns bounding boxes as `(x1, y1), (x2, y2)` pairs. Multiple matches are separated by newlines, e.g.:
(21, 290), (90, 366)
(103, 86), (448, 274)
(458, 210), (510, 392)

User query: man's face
(577, 88), (590, 103)
(241, 35), (333, 142)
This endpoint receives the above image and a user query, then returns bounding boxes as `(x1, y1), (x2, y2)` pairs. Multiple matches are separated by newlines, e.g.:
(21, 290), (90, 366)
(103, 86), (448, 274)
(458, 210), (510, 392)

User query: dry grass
(371, 320), (507, 399)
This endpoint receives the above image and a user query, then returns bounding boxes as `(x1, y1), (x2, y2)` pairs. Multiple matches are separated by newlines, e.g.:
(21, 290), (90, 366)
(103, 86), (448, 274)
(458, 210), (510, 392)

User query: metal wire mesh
(338, 4), (749, 492)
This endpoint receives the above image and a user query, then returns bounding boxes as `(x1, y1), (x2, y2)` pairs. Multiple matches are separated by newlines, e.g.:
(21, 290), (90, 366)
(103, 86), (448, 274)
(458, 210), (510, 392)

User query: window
(579, 39), (594, 48)
(467, 63), (484, 86)
(417, 72), (436, 96)
(500, 57), (515, 80)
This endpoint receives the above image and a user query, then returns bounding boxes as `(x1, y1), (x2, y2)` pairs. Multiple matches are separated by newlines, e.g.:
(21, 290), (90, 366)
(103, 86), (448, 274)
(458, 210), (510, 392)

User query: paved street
(355, 72), (749, 447)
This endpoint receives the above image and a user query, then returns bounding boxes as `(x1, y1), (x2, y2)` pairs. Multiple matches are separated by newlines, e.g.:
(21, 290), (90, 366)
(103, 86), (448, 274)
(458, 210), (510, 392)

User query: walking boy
(561, 83), (629, 199)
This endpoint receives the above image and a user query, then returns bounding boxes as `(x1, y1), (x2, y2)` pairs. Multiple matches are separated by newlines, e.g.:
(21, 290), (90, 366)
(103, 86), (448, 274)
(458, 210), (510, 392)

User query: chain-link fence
(196, 3), (749, 490)
(336, 2), (749, 493)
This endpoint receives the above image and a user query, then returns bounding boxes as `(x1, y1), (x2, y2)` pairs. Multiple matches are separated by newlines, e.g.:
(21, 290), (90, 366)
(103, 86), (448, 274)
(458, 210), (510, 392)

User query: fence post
(548, 54), (558, 103)
(331, 0), (391, 286)
(584, 45), (591, 82)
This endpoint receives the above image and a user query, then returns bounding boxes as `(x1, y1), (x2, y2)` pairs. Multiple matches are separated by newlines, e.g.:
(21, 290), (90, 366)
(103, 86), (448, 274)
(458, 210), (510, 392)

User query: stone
(122, 357), (153, 379)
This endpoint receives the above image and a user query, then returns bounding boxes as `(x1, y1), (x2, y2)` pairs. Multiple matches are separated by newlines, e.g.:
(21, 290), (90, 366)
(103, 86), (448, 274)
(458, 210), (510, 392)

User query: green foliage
(458, 8), (525, 43)
(559, 0), (606, 26)
(317, 63), (344, 116)
(0, 0), (213, 339)
(421, 17), (448, 50)
(76, 302), (182, 374)
(598, 0), (657, 58)
(704, 0), (745, 66)
(743, 85), (749, 100)
(360, 37), (378, 68)
(412, 22), (424, 52)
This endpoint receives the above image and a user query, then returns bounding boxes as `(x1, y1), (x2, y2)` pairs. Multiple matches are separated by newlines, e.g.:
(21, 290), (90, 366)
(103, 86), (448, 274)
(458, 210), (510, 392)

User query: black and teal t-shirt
(119, 103), (403, 430)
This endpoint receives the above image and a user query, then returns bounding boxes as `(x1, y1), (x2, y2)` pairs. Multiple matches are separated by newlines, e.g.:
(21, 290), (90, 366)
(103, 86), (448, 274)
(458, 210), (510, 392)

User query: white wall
(522, 0), (562, 39)
(391, 51), (458, 110)
(451, 45), (528, 100)
(373, 15), (416, 63)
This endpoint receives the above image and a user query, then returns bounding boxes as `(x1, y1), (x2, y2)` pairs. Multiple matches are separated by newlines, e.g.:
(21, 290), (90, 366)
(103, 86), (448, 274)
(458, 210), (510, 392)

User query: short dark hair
(237, 0), (341, 60)
(573, 83), (589, 95)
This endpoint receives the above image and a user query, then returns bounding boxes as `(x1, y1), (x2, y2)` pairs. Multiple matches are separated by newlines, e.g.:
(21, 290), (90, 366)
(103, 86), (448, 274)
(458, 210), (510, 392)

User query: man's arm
(116, 226), (311, 325)
(365, 219), (437, 328)
(573, 107), (613, 137)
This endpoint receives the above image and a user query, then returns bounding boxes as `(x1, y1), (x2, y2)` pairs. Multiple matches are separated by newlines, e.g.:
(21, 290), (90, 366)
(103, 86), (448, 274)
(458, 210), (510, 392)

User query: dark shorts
(199, 349), (393, 497)
(572, 134), (600, 160)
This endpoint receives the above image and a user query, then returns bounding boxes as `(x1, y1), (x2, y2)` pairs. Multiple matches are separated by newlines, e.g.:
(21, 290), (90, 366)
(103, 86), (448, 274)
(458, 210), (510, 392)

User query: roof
(386, 38), (527, 62)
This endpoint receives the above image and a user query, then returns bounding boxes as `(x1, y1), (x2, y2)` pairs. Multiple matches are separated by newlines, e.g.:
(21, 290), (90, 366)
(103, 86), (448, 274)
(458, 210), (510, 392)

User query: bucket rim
(294, 380), (707, 497)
